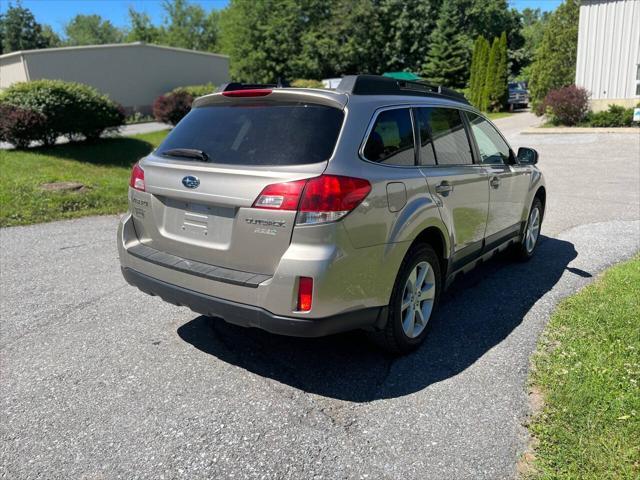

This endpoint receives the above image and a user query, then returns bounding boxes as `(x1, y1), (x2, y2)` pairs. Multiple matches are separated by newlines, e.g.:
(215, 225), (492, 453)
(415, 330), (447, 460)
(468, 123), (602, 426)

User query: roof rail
(336, 75), (469, 105)
(217, 80), (290, 93)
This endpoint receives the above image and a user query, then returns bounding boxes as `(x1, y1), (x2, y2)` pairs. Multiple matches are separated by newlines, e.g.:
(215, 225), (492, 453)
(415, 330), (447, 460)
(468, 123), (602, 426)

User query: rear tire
(372, 244), (442, 354)
(513, 197), (543, 261)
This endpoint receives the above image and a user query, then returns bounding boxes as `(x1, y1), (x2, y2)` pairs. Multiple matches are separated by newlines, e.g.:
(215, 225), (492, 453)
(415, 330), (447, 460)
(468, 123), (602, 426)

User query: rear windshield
(157, 102), (344, 166)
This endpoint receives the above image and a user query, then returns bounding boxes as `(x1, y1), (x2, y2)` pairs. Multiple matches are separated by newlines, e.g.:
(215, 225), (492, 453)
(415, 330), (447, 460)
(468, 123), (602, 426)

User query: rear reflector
(252, 175), (371, 225)
(129, 162), (145, 192)
(222, 89), (272, 97)
(297, 277), (313, 311)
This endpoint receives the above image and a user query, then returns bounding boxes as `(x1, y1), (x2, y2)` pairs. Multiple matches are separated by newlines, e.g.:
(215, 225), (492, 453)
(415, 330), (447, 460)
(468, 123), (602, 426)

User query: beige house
(575, 0), (640, 111)
(0, 42), (230, 113)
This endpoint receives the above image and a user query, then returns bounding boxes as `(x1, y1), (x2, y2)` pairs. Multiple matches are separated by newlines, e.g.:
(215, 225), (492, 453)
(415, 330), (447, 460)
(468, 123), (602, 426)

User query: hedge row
(0, 80), (124, 148)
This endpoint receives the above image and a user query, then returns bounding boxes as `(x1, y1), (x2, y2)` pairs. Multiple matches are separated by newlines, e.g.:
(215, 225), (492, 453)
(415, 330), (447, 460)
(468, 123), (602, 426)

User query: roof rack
(336, 75), (469, 105)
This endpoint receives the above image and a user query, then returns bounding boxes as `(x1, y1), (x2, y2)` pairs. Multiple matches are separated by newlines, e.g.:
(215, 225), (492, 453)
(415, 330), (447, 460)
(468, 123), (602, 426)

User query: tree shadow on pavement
(177, 236), (579, 401)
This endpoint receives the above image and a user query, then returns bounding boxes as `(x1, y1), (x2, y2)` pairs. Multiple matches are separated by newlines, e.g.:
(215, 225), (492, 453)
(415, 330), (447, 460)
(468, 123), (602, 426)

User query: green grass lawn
(528, 256), (640, 479)
(0, 131), (168, 227)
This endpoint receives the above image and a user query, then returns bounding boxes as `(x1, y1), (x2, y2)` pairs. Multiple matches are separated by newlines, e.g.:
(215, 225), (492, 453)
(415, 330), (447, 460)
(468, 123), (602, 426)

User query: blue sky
(2, 0), (564, 35)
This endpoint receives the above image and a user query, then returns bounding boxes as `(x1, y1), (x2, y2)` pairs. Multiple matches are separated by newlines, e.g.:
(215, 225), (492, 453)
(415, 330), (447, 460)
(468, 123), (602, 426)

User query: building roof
(0, 42), (229, 60)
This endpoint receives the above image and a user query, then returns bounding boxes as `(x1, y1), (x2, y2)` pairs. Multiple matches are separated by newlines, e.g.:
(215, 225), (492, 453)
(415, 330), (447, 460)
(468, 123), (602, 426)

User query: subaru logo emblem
(182, 175), (200, 189)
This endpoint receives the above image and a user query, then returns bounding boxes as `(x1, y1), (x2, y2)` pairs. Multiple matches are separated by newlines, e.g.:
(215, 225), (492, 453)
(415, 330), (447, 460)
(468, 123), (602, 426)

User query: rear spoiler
(217, 81), (290, 93)
(194, 87), (348, 110)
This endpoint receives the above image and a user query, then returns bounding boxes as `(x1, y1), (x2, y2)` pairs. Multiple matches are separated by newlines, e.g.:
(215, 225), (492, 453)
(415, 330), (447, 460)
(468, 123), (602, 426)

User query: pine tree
(468, 37), (481, 105)
(422, 0), (469, 88)
(468, 36), (489, 107)
(490, 32), (508, 111)
(481, 37), (499, 111)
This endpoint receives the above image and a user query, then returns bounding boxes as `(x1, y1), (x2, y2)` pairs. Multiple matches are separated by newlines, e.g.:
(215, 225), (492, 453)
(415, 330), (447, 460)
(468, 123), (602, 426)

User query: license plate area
(160, 197), (235, 246)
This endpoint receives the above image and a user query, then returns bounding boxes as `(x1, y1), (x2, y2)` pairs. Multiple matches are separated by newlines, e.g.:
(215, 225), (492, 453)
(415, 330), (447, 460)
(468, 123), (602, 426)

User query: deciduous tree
(528, 0), (579, 109)
(126, 8), (161, 43)
(64, 14), (124, 45)
(0, 3), (53, 54)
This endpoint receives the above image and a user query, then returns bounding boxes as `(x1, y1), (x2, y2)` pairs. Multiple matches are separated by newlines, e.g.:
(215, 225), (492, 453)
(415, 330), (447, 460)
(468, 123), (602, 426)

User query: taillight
(253, 179), (306, 210)
(298, 175), (371, 225)
(297, 277), (313, 311)
(129, 163), (145, 192)
(222, 89), (272, 97)
(252, 175), (371, 225)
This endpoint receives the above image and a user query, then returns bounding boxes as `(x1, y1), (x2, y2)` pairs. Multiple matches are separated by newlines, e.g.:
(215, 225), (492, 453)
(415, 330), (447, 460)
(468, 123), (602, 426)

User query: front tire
(373, 244), (442, 354)
(514, 197), (543, 261)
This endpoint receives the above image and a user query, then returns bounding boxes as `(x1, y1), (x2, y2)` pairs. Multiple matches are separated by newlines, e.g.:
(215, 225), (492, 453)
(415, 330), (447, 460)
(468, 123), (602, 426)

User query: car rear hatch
(129, 89), (347, 276)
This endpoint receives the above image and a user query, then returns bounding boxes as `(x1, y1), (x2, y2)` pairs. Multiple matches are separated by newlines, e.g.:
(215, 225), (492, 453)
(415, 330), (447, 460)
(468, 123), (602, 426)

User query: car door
(416, 107), (489, 269)
(464, 112), (530, 249)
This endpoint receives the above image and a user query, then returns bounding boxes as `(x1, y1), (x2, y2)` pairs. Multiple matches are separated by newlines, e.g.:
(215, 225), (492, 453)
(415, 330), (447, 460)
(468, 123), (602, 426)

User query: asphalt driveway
(1, 113), (639, 479)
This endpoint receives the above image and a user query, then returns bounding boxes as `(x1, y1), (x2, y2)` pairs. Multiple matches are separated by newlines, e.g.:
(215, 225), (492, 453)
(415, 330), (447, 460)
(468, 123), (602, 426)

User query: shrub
(153, 91), (193, 125)
(172, 83), (216, 98)
(543, 85), (590, 126)
(0, 80), (124, 145)
(585, 104), (636, 128)
(291, 79), (325, 89)
(0, 104), (48, 149)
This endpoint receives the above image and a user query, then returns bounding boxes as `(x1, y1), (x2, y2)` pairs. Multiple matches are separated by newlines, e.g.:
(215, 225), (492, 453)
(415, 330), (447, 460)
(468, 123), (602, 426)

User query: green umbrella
(382, 72), (424, 81)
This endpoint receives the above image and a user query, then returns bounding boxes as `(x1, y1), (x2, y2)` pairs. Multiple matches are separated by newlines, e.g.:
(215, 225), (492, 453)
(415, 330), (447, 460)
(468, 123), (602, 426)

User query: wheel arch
(534, 186), (546, 218)
(408, 225), (449, 277)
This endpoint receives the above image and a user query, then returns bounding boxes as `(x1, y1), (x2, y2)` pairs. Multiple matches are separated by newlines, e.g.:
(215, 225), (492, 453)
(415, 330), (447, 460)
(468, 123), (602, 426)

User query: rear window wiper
(161, 148), (210, 162)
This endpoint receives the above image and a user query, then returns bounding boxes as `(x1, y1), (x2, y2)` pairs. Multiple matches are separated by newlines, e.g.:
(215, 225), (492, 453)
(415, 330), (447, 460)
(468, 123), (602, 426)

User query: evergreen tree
(480, 37), (499, 111)
(529, 0), (579, 108)
(468, 36), (489, 107)
(422, 0), (469, 88)
(490, 32), (508, 111)
(379, 0), (439, 73)
(476, 38), (490, 107)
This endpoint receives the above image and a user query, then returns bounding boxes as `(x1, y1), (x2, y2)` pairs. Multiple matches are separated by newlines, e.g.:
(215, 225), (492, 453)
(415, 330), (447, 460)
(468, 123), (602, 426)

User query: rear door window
(362, 108), (415, 166)
(422, 108), (474, 166)
(158, 102), (344, 166)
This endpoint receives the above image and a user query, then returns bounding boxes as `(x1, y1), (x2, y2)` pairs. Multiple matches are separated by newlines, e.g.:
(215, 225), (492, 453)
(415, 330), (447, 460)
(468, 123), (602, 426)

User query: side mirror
(517, 147), (538, 165)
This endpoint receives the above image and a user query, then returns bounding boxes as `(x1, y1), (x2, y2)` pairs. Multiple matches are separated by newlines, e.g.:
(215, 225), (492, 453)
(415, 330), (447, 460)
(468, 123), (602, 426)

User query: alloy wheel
(400, 261), (436, 338)
(525, 207), (541, 253)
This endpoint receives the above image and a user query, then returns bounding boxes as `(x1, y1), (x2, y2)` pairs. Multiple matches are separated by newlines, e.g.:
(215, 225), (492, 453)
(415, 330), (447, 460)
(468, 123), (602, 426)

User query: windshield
(158, 102), (345, 166)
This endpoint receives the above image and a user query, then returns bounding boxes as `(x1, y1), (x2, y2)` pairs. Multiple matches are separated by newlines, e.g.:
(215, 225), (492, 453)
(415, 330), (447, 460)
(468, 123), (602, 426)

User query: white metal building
(575, 0), (640, 111)
(0, 42), (230, 113)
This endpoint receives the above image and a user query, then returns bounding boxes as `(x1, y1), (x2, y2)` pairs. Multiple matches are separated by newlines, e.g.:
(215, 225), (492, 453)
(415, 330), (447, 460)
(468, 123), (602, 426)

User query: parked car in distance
(508, 81), (529, 110)
(118, 75), (546, 353)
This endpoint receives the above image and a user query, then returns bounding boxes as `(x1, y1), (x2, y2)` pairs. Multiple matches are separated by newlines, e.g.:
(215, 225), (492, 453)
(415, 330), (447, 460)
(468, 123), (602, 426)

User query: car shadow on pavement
(177, 235), (579, 401)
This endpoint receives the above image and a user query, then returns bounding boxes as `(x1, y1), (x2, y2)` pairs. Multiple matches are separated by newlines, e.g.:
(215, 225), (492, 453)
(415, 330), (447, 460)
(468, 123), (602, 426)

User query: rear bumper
(122, 267), (386, 337)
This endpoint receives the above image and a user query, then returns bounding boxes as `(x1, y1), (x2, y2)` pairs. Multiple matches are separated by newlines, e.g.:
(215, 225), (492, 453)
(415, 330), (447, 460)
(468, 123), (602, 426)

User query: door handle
(435, 182), (453, 196)
(490, 176), (501, 189)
